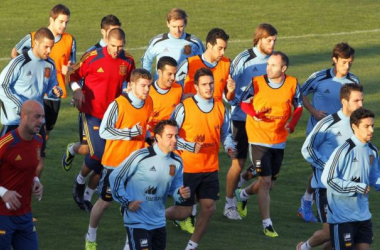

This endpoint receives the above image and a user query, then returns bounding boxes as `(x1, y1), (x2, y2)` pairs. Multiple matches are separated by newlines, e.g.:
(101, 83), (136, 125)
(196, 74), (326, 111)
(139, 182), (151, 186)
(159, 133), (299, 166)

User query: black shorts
(43, 99), (61, 131)
(98, 168), (114, 202)
(315, 188), (328, 223)
(329, 219), (373, 249)
(127, 226), (166, 250)
(232, 120), (249, 159)
(179, 171), (219, 206)
(1, 124), (46, 157)
(249, 144), (284, 180)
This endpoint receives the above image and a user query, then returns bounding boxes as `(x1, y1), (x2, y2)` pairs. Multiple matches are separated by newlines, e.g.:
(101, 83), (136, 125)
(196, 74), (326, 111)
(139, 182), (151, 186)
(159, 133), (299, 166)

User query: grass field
(1, 0), (380, 249)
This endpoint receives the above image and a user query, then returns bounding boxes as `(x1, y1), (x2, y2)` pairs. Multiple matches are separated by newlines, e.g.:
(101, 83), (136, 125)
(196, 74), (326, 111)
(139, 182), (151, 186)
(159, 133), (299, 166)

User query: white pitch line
(1, 28), (380, 61)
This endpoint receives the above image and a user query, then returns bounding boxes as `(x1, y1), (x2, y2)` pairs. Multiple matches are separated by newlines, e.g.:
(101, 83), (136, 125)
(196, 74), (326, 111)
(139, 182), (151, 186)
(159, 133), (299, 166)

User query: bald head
(21, 100), (44, 117)
(108, 28), (125, 42)
(19, 100), (44, 139)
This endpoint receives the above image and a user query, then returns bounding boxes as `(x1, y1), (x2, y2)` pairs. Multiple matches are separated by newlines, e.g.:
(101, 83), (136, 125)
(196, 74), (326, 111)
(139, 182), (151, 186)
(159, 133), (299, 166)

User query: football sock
(300, 241), (312, 250)
(192, 204), (197, 216)
(68, 144), (75, 155)
(86, 226), (97, 242)
(76, 173), (86, 185)
(303, 190), (313, 202)
(225, 197), (235, 209)
(262, 218), (272, 228)
(84, 187), (95, 201)
(240, 189), (249, 201)
(185, 240), (198, 250)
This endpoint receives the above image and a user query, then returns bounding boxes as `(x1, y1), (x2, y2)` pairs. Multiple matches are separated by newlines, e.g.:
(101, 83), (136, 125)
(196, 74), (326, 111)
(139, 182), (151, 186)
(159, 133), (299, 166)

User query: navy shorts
(127, 226), (166, 250)
(0, 212), (38, 250)
(179, 171), (219, 206)
(98, 168), (114, 202)
(315, 188), (328, 223)
(249, 144), (284, 180)
(330, 219), (373, 249)
(81, 113), (105, 174)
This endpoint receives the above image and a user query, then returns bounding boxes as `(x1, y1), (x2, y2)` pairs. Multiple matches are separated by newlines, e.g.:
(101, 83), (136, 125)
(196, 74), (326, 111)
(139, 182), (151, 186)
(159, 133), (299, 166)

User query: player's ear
(49, 17), (54, 25)
(281, 65), (287, 73)
(101, 29), (106, 38)
(332, 56), (338, 65)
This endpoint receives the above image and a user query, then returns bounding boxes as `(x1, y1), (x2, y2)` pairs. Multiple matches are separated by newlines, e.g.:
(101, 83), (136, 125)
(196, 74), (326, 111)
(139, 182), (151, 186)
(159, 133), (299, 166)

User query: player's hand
(72, 89), (85, 109)
(285, 123), (294, 134)
(194, 142), (203, 153)
(227, 147), (237, 159)
(226, 74), (235, 93)
(134, 122), (143, 136)
(2, 190), (22, 210)
(52, 85), (63, 98)
(128, 200), (143, 212)
(365, 186), (370, 195)
(312, 110), (327, 121)
(32, 181), (43, 201)
(61, 61), (72, 76)
(179, 186), (191, 199)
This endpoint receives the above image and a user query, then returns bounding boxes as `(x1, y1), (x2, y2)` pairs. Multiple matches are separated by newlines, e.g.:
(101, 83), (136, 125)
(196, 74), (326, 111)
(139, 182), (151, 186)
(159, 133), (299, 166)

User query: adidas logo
(252, 67), (258, 72)
(352, 157), (358, 162)
(15, 155), (22, 161)
(97, 67), (104, 73)
(351, 176), (360, 182)
(140, 238), (148, 247)
(337, 131), (342, 136)
(145, 186), (157, 195)
(150, 166), (156, 171)
(26, 71), (32, 76)
(163, 47), (170, 52)
(324, 89), (330, 94)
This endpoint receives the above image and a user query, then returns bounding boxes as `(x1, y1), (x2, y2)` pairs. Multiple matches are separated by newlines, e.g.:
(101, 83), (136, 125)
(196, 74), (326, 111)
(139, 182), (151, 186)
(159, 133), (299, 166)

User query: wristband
(0, 187), (8, 197)
(34, 177), (40, 182)
(70, 82), (81, 91)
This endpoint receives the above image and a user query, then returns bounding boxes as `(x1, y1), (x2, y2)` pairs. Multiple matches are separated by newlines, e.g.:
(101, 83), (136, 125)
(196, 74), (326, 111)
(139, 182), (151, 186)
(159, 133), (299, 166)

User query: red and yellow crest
(183, 45), (192, 55)
(44, 67), (51, 78)
(119, 65), (127, 75)
(169, 164), (176, 176)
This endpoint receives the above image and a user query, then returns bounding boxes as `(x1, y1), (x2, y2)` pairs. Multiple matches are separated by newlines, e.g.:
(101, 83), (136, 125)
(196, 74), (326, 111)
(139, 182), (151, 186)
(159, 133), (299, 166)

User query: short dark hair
(350, 108), (374, 128)
(154, 120), (178, 138)
(253, 23), (277, 46)
(272, 51), (289, 67)
(101, 15), (121, 30)
(194, 67), (213, 86)
(108, 28), (125, 42)
(50, 4), (70, 20)
(340, 83), (363, 101)
(130, 68), (152, 83)
(206, 28), (229, 46)
(157, 56), (177, 71)
(332, 43), (355, 61)
(34, 27), (54, 42)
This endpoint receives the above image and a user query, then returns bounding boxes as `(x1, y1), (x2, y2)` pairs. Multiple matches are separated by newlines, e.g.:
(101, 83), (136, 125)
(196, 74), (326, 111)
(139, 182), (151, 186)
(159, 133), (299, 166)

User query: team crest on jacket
(44, 67), (51, 78)
(183, 45), (192, 55)
(119, 65), (127, 75)
(169, 165), (176, 176)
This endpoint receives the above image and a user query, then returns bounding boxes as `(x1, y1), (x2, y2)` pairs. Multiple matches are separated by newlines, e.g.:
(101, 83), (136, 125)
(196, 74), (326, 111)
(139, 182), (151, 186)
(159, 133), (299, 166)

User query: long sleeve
(15, 34), (32, 54)
(99, 101), (141, 140)
(175, 60), (189, 87)
(220, 107), (235, 152)
(170, 103), (196, 152)
(45, 66), (60, 99)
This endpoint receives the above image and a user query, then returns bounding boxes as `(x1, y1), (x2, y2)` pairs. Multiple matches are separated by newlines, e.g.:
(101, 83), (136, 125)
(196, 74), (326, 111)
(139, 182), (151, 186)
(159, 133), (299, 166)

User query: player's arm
(224, 63), (235, 101)
(228, 55), (244, 106)
(169, 158), (190, 203)
(301, 72), (327, 121)
(109, 151), (142, 209)
(322, 145), (367, 196)
(285, 83), (303, 133)
(140, 38), (156, 72)
(175, 60), (189, 88)
(170, 103), (197, 152)
(11, 34), (32, 59)
(46, 64), (62, 99)
(369, 147), (380, 191)
(99, 101), (142, 140)
(0, 59), (24, 114)
(220, 107), (236, 158)
(301, 117), (330, 169)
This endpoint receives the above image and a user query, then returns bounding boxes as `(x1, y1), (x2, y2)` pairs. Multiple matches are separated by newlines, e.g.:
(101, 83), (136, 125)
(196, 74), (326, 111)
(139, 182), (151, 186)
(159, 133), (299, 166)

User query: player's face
(333, 56), (354, 78)
(167, 19), (186, 39)
(266, 54), (286, 81)
(102, 25), (121, 43)
(107, 37), (125, 59)
(132, 78), (152, 100)
(258, 35), (276, 55)
(34, 38), (54, 60)
(195, 75), (214, 100)
(25, 106), (44, 135)
(208, 39), (227, 63)
(50, 14), (70, 35)
(352, 117), (374, 143)
(156, 125), (178, 154)
(344, 90), (363, 115)
(157, 65), (176, 89)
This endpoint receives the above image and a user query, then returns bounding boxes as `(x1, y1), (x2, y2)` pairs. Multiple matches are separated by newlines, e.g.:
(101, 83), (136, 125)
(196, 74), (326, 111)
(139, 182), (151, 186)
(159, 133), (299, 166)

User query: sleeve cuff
(70, 82), (81, 91)
(0, 187), (8, 197)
